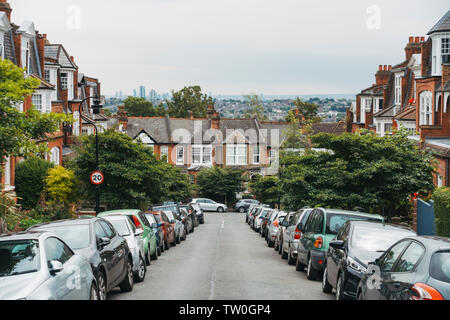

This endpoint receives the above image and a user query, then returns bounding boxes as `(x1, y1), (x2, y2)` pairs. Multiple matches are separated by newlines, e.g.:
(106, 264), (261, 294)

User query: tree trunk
(0, 217), (9, 235)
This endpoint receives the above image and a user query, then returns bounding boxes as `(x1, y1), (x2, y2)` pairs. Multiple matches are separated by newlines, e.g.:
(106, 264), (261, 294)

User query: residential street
(109, 211), (333, 300)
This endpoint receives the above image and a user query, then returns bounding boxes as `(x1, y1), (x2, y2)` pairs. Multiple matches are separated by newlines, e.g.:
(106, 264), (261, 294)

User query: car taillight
(314, 236), (323, 249)
(411, 283), (444, 300)
(132, 216), (143, 229)
(294, 227), (302, 239)
(273, 221), (279, 227)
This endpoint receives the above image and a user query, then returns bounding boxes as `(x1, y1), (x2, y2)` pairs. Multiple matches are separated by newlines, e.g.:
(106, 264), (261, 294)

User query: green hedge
(432, 187), (450, 237)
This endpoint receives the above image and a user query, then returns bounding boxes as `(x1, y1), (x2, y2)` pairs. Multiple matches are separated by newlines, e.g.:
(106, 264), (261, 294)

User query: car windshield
(165, 211), (175, 221)
(430, 251), (450, 284)
(145, 214), (157, 225)
(35, 225), (90, 250)
(0, 240), (40, 277)
(153, 215), (162, 223)
(351, 226), (412, 252)
(326, 214), (382, 235)
(107, 219), (131, 237)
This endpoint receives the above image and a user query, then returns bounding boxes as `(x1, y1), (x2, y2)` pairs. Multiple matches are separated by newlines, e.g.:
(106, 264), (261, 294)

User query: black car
(322, 220), (416, 300)
(357, 235), (450, 300)
(235, 199), (260, 213)
(29, 218), (134, 300)
(152, 204), (194, 233)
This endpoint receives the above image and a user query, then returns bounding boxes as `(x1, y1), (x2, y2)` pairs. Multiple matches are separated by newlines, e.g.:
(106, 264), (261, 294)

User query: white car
(191, 198), (228, 212)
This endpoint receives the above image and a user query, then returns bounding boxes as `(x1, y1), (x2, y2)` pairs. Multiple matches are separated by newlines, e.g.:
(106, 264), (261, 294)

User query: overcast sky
(8, 0), (450, 96)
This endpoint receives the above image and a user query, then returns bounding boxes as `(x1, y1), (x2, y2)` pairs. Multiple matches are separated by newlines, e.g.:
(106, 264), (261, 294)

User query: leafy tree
(123, 97), (162, 117)
(15, 157), (54, 209)
(243, 94), (266, 121)
(45, 166), (77, 206)
(166, 86), (213, 118)
(158, 162), (195, 203)
(0, 59), (70, 176)
(250, 175), (281, 208)
(433, 187), (450, 237)
(197, 167), (244, 205)
(280, 130), (435, 219)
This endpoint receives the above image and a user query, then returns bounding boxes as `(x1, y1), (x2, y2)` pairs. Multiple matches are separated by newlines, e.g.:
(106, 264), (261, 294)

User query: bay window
(160, 146), (169, 162)
(32, 94), (42, 112)
(192, 145), (212, 165)
(420, 91), (433, 125)
(226, 144), (247, 165)
(176, 146), (185, 165)
(60, 72), (68, 90)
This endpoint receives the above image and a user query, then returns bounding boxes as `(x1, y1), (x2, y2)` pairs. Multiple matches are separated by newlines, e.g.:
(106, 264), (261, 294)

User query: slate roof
(427, 10), (450, 35)
(394, 107), (416, 121)
(44, 44), (77, 69)
(311, 122), (346, 135)
(436, 79), (450, 92)
(373, 105), (396, 118)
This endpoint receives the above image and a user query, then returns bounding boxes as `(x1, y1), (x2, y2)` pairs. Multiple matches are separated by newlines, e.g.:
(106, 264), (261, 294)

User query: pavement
(109, 211), (333, 300)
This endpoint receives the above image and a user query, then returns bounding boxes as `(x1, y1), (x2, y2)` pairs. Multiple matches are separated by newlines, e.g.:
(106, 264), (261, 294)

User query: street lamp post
(78, 96), (103, 214)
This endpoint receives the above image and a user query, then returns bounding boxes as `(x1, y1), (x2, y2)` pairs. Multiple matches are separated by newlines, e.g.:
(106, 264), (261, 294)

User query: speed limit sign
(90, 171), (104, 185)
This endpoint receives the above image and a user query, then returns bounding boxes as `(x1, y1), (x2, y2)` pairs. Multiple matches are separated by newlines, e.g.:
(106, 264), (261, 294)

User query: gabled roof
(373, 105), (396, 118)
(0, 12), (10, 31)
(44, 44), (77, 69)
(394, 107), (416, 121)
(30, 74), (55, 90)
(427, 10), (450, 35)
(17, 20), (35, 36)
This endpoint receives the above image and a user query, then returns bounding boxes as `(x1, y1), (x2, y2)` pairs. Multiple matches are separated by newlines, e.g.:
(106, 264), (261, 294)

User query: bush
(28, 203), (74, 222)
(433, 187), (450, 237)
(45, 166), (77, 205)
(15, 157), (54, 209)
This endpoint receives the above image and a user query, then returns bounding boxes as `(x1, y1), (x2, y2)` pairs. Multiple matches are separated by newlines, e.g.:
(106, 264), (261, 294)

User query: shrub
(45, 166), (77, 205)
(28, 203), (74, 222)
(433, 187), (450, 237)
(15, 157), (54, 209)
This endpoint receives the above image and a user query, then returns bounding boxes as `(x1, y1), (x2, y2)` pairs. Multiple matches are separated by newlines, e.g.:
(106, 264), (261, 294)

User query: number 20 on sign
(90, 171), (104, 185)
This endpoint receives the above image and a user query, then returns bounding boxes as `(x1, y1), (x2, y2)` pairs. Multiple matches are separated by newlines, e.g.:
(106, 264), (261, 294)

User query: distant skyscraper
(139, 86), (146, 98)
(133, 89), (137, 97)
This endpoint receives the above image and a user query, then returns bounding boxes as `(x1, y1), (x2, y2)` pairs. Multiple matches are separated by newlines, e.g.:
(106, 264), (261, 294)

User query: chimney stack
(375, 64), (391, 86)
(0, 0), (12, 21)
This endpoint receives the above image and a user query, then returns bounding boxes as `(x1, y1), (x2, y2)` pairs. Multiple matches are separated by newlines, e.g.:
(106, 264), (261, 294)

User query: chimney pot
(415, 37), (420, 44)
(379, 65), (382, 71)
(420, 36), (425, 42)
(388, 65), (392, 71)
(409, 36), (414, 43)
(383, 65), (387, 71)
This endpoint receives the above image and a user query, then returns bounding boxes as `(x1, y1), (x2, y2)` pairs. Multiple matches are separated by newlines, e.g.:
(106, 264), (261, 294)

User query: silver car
(275, 211), (295, 254)
(191, 198), (228, 212)
(163, 210), (186, 243)
(253, 208), (272, 232)
(267, 211), (287, 248)
(101, 215), (147, 283)
(0, 231), (97, 300)
(280, 208), (314, 265)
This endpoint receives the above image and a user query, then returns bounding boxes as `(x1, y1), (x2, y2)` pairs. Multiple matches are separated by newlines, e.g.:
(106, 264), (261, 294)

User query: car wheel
(322, 265), (333, 294)
(281, 246), (288, 260)
(145, 249), (152, 266)
(295, 257), (305, 272)
(306, 256), (319, 280)
(151, 248), (158, 261)
(217, 207), (224, 213)
(119, 258), (134, 292)
(245, 216), (248, 223)
(165, 239), (170, 250)
(278, 240), (283, 255)
(287, 247), (296, 265)
(89, 282), (99, 300)
(176, 234), (180, 244)
(357, 290), (363, 300)
(239, 207), (245, 213)
(268, 239), (273, 248)
(200, 218), (205, 224)
(97, 272), (107, 301)
(134, 255), (146, 283)
(336, 273), (347, 300)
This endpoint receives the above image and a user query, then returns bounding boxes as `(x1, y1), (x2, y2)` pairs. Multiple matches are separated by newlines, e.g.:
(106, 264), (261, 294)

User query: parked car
(143, 212), (165, 256)
(158, 211), (177, 249)
(246, 203), (260, 223)
(276, 211), (296, 254)
(322, 221), (416, 300)
(98, 210), (158, 264)
(261, 209), (275, 238)
(295, 208), (384, 281)
(179, 204), (199, 228)
(253, 208), (272, 232)
(179, 207), (195, 234)
(28, 218), (134, 300)
(0, 231), (98, 300)
(357, 236), (450, 300)
(267, 211), (287, 248)
(280, 208), (314, 265)
(152, 204), (191, 235)
(191, 198), (228, 212)
(248, 206), (262, 228)
(235, 199), (260, 213)
(163, 210), (186, 243)
(101, 215), (147, 283)
(189, 202), (205, 224)
(264, 210), (279, 242)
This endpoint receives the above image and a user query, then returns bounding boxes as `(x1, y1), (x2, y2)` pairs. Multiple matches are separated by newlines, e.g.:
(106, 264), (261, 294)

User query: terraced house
(347, 10), (450, 188)
(0, 0), (103, 195)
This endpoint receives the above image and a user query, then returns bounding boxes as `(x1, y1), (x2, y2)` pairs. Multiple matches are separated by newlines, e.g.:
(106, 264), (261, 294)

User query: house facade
(0, 0), (103, 194)
(347, 10), (450, 187)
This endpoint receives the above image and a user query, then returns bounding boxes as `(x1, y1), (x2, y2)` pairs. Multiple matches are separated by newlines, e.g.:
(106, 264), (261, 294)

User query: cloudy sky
(9, 0), (450, 96)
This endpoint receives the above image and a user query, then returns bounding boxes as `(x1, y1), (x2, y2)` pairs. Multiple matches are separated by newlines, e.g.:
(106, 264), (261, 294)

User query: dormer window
(44, 69), (50, 82)
(60, 72), (68, 89)
(442, 38), (450, 63)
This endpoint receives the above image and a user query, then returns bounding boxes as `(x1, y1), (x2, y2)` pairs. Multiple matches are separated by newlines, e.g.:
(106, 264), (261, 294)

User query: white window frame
(50, 147), (60, 166)
(32, 94), (42, 112)
(73, 111), (80, 136)
(160, 146), (169, 162)
(3, 156), (11, 186)
(253, 145), (260, 164)
(60, 72), (68, 90)
(0, 31), (4, 59)
(44, 68), (50, 82)
(395, 74), (402, 106)
(176, 146), (184, 165)
(420, 91), (433, 126)
(192, 145), (212, 165)
(226, 144), (247, 166)
(269, 149), (277, 165)
(438, 175), (444, 187)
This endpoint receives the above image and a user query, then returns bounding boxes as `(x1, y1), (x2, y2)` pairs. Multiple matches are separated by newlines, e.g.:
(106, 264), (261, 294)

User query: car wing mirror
(151, 223), (158, 228)
(158, 222), (164, 227)
(135, 229), (144, 236)
(98, 237), (111, 248)
(49, 260), (64, 274)
(329, 240), (344, 250)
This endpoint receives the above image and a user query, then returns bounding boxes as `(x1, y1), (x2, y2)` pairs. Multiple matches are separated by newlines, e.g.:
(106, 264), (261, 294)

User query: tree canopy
(243, 94), (267, 121)
(250, 175), (281, 208)
(280, 130), (435, 218)
(166, 86), (213, 118)
(123, 96), (166, 117)
(196, 167), (244, 205)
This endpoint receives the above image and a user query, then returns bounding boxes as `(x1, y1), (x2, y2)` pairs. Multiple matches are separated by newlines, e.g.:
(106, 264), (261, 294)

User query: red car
(149, 211), (176, 249)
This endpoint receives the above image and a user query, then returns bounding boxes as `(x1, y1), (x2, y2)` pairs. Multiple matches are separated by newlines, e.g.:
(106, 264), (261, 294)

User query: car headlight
(348, 257), (367, 273)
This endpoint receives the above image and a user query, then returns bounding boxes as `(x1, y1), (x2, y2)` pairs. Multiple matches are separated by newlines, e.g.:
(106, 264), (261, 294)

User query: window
(442, 38), (450, 63)
(192, 146), (201, 164)
(438, 175), (444, 187)
(60, 72), (68, 90)
(32, 94), (42, 112)
(99, 221), (116, 239)
(202, 146), (212, 164)
(253, 145), (260, 164)
(50, 147), (60, 166)
(3, 156), (11, 186)
(0, 33), (4, 59)
(379, 99), (383, 110)
(384, 123), (392, 134)
(95, 222), (108, 241)
(176, 146), (184, 165)
(44, 237), (73, 265)
(44, 69), (50, 82)
(430, 252), (450, 284)
(420, 91), (432, 126)
(380, 241), (410, 272)
(395, 74), (402, 105)
(161, 146), (169, 162)
(393, 242), (425, 273)
(192, 145), (212, 165)
(269, 149), (277, 165)
(73, 111), (80, 136)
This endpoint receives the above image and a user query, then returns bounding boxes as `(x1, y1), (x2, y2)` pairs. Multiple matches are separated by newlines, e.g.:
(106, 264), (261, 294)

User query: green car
(295, 208), (384, 280)
(98, 210), (158, 266)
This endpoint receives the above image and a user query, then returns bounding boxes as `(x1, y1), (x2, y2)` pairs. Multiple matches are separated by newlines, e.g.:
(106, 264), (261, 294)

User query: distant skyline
(9, 0), (450, 96)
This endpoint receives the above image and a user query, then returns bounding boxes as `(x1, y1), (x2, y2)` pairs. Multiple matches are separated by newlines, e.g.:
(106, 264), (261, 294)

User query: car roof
(29, 219), (92, 230)
(99, 209), (141, 216)
(350, 220), (415, 233)
(319, 208), (384, 220)
(407, 235), (450, 249)
(0, 230), (48, 241)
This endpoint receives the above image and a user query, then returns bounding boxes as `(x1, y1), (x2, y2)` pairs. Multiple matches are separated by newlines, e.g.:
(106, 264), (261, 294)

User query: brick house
(347, 10), (450, 187)
(0, 0), (102, 194)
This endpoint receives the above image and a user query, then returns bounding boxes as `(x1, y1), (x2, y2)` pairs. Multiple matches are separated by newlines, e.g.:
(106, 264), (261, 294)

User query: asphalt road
(109, 211), (333, 300)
